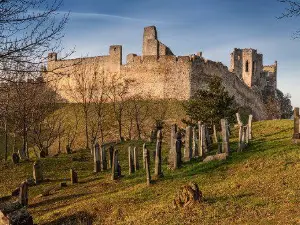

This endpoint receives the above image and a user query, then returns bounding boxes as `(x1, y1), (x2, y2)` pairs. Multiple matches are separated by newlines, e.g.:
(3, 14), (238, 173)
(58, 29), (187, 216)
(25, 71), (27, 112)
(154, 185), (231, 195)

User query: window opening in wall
(245, 60), (249, 72)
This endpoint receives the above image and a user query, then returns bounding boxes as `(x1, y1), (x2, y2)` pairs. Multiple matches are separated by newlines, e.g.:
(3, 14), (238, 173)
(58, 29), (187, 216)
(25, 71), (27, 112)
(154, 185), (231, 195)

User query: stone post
(221, 119), (230, 155)
(293, 107), (300, 139)
(174, 131), (182, 169)
(128, 146), (134, 175)
(236, 112), (243, 126)
(143, 143), (147, 169)
(100, 146), (107, 171)
(238, 125), (244, 152)
(144, 147), (151, 185)
(198, 121), (202, 155)
(155, 130), (163, 178)
(117, 160), (122, 177)
(19, 181), (28, 206)
(184, 126), (192, 161)
(192, 127), (199, 158)
(248, 114), (253, 140)
(111, 149), (119, 180)
(33, 160), (43, 184)
(133, 147), (139, 171)
(245, 125), (249, 144)
(169, 124), (177, 166)
(94, 142), (100, 173)
(108, 146), (114, 169)
(243, 126), (248, 146)
(205, 126), (212, 148)
(213, 124), (218, 143)
(70, 169), (78, 184)
(200, 125), (207, 157)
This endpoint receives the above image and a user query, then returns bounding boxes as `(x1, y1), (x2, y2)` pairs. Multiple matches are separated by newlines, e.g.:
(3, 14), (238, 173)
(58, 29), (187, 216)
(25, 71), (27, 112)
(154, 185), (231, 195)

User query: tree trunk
(84, 108), (89, 150)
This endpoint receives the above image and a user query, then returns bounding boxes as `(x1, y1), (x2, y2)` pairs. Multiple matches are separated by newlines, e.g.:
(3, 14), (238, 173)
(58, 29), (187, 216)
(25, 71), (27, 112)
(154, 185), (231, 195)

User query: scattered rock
(203, 153), (227, 163)
(173, 182), (203, 208)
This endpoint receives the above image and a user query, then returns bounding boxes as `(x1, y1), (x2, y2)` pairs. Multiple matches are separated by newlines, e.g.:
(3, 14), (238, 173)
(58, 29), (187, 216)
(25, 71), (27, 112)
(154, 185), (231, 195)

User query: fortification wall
(190, 57), (268, 120)
(46, 55), (111, 102)
(122, 55), (191, 99)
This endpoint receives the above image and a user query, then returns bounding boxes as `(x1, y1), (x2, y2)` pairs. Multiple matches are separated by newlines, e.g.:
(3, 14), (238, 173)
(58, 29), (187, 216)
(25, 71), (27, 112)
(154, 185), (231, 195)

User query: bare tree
(0, 0), (71, 81)
(126, 94), (151, 140)
(107, 73), (134, 141)
(66, 59), (101, 150)
(279, 0), (300, 38)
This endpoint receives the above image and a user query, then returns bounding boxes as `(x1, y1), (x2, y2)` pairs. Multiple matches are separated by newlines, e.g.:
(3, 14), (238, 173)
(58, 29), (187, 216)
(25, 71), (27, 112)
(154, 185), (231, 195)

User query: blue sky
(58, 0), (299, 107)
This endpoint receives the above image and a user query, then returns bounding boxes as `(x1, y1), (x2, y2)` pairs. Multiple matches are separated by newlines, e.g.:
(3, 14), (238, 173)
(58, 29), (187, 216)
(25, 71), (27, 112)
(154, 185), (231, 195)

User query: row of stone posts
(169, 121), (217, 167)
(236, 113), (253, 151)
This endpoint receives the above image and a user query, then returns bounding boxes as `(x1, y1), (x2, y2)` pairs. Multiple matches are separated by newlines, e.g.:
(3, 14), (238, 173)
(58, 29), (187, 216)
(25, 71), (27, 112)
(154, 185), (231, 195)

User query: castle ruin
(46, 26), (279, 120)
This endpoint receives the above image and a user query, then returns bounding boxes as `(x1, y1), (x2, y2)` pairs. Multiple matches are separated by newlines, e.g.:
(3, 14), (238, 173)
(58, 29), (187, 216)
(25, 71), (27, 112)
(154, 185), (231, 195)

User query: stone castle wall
(46, 26), (274, 120)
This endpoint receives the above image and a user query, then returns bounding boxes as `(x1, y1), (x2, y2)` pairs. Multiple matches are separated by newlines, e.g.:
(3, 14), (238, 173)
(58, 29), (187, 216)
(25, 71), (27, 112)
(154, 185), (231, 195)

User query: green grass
(0, 119), (300, 224)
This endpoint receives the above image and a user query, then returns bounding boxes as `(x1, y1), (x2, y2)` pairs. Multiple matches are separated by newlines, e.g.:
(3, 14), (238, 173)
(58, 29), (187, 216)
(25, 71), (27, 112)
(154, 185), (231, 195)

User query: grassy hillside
(0, 119), (299, 224)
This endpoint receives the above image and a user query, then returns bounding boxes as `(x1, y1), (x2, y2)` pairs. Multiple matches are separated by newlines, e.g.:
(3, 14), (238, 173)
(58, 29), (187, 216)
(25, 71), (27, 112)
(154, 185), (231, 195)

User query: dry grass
(0, 119), (300, 224)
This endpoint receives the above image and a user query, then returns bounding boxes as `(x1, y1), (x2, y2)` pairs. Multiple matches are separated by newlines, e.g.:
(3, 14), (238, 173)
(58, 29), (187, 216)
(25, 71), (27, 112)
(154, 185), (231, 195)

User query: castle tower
(109, 45), (122, 72)
(143, 26), (159, 56)
(230, 48), (263, 88)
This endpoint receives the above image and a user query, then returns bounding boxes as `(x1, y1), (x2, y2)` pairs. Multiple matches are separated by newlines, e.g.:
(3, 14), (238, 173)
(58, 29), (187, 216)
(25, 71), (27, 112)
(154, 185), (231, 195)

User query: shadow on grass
(259, 128), (292, 139)
(43, 211), (94, 225)
(30, 193), (87, 208)
(204, 192), (254, 204)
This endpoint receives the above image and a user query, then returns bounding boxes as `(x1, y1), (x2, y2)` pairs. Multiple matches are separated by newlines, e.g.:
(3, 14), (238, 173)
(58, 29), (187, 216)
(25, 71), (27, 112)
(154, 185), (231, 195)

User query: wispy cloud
(57, 10), (170, 24)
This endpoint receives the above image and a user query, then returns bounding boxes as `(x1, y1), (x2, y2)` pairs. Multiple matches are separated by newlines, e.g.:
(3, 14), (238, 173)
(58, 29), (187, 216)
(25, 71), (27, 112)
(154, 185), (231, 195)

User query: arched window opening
(245, 60), (249, 72)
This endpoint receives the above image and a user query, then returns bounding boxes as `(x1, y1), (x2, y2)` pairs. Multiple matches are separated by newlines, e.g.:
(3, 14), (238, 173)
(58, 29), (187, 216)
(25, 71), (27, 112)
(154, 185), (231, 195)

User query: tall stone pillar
(184, 126), (192, 161)
(221, 119), (230, 155)
(155, 130), (163, 177)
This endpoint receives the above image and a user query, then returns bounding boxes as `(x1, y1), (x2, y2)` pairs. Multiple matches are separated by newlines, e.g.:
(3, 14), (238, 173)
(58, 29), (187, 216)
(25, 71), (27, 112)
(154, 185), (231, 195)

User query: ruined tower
(109, 45), (122, 72)
(230, 48), (263, 88)
(142, 26), (174, 57)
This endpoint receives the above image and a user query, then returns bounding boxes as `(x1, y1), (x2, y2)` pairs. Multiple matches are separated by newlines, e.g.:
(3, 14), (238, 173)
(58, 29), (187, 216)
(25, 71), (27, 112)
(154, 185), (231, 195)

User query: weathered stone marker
(245, 125), (249, 144)
(192, 127), (199, 158)
(70, 169), (78, 184)
(133, 147), (139, 171)
(184, 126), (192, 161)
(94, 142), (100, 173)
(33, 160), (43, 184)
(205, 126), (212, 148)
(128, 146), (134, 175)
(101, 146), (107, 171)
(221, 119), (230, 155)
(111, 149), (119, 180)
(213, 124), (218, 143)
(198, 121), (202, 154)
(19, 181), (28, 206)
(12, 153), (20, 164)
(155, 130), (163, 178)
(293, 107), (300, 139)
(108, 146), (114, 169)
(144, 147), (151, 185)
(174, 131), (182, 169)
(248, 114), (253, 140)
(169, 124), (177, 166)
(238, 124), (244, 152)
(236, 112), (243, 126)
(143, 143), (147, 169)
(200, 125), (207, 157)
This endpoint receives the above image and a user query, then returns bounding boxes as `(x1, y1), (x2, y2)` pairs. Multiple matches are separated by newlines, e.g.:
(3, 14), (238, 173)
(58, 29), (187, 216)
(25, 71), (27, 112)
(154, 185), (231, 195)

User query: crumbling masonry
(46, 26), (279, 120)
